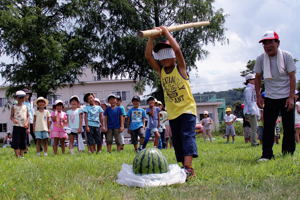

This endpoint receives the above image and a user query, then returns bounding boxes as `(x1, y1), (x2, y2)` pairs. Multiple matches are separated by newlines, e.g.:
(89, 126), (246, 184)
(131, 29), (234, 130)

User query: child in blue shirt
(142, 96), (160, 149)
(116, 96), (127, 150)
(127, 96), (146, 152)
(104, 94), (124, 152)
(83, 93), (104, 153)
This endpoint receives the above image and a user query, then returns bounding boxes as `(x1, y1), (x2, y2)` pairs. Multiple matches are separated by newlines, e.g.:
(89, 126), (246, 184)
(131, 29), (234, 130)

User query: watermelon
(133, 148), (169, 175)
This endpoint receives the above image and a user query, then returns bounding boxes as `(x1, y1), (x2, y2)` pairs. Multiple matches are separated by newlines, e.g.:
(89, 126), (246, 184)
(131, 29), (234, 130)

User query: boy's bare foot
(184, 167), (196, 181)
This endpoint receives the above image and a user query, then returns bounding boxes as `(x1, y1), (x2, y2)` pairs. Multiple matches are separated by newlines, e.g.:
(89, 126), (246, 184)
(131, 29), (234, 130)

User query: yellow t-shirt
(161, 66), (197, 120)
(34, 110), (51, 132)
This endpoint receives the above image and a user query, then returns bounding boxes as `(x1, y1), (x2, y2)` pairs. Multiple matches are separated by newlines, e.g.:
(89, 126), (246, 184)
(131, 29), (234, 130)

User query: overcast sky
(1, 0), (300, 93)
(190, 0), (300, 93)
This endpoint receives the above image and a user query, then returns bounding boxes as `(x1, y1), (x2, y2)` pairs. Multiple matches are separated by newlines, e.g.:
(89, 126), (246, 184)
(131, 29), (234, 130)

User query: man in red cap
(254, 31), (296, 162)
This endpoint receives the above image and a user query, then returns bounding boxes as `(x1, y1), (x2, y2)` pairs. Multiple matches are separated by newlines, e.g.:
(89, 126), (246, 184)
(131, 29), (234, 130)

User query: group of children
(9, 27), (200, 178)
(9, 90), (174, 157)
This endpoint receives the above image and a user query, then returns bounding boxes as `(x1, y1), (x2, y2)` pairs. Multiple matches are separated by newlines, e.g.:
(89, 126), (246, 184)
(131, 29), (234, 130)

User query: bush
(216, 122), (243, 136)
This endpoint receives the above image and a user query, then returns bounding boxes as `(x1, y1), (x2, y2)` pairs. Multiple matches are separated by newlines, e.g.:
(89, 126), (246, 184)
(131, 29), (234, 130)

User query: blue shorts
(35, 131), (49, 139)
(169, 114), (198, 163)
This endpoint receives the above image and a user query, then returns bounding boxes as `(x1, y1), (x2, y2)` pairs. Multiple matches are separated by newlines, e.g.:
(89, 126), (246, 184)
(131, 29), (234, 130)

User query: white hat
(259, 31), (279, 43)
(156, 101), (162, 105)
(245, 74), (255, 81)
(203, 111), (209, 115)
(35, 97), (49, 106)
(69, 95), (80, 102)
(152, 48), (176, 61)
(15, 90), (26, 97)
(94, 98), (101, 104)
(54, 99), (64, 105)
(107, 93), (117, 100)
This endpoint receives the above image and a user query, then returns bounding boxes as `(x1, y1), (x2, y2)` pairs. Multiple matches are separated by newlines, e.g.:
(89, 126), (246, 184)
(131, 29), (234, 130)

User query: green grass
(0, 136), (299, 200)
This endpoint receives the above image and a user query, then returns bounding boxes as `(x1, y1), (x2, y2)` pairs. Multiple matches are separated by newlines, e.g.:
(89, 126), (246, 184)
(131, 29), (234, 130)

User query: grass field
(0, 136), (299, 200)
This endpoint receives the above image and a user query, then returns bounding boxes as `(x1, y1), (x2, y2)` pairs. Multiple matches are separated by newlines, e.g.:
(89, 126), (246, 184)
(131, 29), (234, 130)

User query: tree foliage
(0, 0), (103, 97)
(0, 0), (226, 98)
(202, 89), (244, 106)
(95, 0), (226, 97)
(240, 60), (255, 77)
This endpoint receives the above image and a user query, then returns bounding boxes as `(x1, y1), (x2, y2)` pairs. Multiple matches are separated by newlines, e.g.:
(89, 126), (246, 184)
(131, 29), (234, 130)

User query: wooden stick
(138, 21), (210, 38)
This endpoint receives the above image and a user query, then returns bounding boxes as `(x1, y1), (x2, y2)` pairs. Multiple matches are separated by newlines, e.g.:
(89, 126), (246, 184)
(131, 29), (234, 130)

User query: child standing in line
(243, 74), (260, 146)
(142, 96), (160, 149)
(50, 100), (68, 154)
(10, 91), (29, 158)
(66, 96), (83, 154)
(33, 97), (50, 156)
(100, 101), (109, 151)
(23, 89), (35, 148)
(145, 27), (198, 179)
(127, 96), (146, 152)
(83, 93), (104, 153)
(104, 94), (124, 152)
(93, 98), (104, 152)
(201, 111), (213, 142)
(79, 104), (86, 152)
(224, 108), (237, 143)
(157, 101), (167, 149)
(116, 96), (127, 150)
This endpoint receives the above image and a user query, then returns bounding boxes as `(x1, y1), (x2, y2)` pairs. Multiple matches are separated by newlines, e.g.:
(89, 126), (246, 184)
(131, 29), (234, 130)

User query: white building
(0, 67), (139, 137)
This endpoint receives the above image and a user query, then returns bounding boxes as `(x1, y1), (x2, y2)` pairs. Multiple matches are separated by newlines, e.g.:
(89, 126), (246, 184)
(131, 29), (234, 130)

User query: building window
(112, 91), (130, 101)
(47, 95), (62, 105)
(0, 98), (7, 107)
(0, 123), (7, 132)
(93, 72), (101, 81)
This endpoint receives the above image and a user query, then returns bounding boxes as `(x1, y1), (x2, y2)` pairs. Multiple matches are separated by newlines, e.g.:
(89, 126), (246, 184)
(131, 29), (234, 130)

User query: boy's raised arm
(145, 37), (161, 74)
(160, 26), (188, 78)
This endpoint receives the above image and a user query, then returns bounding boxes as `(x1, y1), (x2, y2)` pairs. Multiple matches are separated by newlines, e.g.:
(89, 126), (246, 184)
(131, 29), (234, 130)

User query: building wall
(0, 88), (12, 137)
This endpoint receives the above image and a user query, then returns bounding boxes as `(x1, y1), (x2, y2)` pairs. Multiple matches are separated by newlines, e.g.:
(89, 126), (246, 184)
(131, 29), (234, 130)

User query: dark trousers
(262, 98), (295, 158)
(169, 114), (198, 163)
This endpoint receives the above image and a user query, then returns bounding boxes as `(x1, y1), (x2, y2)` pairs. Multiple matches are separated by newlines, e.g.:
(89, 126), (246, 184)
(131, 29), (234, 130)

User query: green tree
(1, 0), (226, 99)
(240, 60), (255, 77)
(0, 0), (104, 97)
(97, 0), (226, 98)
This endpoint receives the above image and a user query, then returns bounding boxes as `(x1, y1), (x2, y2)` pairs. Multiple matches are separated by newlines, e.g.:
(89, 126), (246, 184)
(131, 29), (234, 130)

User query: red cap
(259, 31), (279, 43)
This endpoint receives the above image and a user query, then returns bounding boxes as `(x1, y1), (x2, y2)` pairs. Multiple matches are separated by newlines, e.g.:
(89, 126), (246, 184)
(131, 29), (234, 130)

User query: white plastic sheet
(116, 164), (186, 187)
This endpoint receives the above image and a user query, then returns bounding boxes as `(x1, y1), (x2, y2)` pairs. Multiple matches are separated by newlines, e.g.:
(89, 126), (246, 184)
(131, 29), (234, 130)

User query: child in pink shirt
(50, 100), (68, 154)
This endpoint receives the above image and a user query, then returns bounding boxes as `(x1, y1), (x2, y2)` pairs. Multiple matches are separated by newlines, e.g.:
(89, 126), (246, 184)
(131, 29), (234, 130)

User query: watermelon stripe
(133, 149), (144, 173)
(138, 150), (147, 174)
(147, 149), (151, 174)
(157, 152), (162, 173)
(152, 151), (156, 173)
